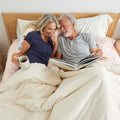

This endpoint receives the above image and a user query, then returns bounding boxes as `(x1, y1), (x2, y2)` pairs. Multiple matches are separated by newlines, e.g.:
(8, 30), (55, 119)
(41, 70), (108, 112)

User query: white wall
(0, 0), (120, 64)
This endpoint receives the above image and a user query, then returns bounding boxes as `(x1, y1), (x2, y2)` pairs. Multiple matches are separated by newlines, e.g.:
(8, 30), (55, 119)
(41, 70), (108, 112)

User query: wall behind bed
(0, 0), (120, 65)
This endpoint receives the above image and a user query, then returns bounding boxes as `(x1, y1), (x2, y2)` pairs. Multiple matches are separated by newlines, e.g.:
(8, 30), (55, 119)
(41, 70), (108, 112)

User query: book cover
(50, 56), (101, 71)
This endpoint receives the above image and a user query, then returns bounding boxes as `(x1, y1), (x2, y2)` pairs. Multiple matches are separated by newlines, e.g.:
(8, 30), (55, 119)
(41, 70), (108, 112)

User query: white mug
(18, 55), (30, 70)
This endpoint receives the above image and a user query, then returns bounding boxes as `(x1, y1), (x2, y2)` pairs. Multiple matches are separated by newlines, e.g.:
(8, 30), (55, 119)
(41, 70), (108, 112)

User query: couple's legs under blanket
(0, 63), (62, 120)
(42, 60), (120, 120)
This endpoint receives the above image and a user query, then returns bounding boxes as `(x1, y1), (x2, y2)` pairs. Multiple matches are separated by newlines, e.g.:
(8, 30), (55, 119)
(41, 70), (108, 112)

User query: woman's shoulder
(27, 31), (39, 36)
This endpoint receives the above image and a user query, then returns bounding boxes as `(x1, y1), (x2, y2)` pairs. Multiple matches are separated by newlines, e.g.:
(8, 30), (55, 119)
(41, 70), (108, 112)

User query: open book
(50, 56), (102, 71)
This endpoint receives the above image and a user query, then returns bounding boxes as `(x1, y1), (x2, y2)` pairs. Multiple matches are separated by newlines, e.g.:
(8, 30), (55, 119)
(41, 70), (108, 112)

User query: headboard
(2, 13), (120, 45)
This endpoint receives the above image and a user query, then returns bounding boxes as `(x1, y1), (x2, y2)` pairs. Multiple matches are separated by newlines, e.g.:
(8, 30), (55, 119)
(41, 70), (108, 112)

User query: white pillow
(17, 19), (34, 40)
(17, 19), (61, 49)
(75, 14), (113, 38)
(17, 19), (34, 49)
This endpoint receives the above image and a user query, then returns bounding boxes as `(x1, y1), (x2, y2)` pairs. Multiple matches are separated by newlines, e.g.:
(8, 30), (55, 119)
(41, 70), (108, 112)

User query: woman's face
(43, 22), (57, 38)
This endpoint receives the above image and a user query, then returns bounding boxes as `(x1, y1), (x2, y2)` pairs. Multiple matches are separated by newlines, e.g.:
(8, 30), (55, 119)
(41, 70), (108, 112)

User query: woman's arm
(51, 43), (58, 58)
(11, 40), (30, 67)
(50, 34), (58, 58)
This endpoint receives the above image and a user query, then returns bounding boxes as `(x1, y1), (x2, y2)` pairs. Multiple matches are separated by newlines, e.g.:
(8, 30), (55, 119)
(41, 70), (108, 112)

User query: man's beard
(62, 30), (72, 37)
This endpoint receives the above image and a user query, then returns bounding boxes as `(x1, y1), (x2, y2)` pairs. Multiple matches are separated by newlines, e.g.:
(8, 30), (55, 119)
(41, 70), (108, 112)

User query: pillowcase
(17, 19), (61, 50)
(17, 19), (34, 39)
(17, 14), (113, 44)
(75, 14), (113, 38)
(17, 19), (34, 49)
(95, 37), (120, 64)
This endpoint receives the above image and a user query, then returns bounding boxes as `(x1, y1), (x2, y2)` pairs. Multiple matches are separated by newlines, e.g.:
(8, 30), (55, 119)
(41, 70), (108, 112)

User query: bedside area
(0, 52), (4, 82)
(114, 39), (120, 57)
(0, 72), (3, 81)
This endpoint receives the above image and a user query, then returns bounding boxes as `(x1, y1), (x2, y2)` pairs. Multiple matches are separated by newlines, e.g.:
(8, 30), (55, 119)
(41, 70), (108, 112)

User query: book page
(78, 56), (101, 65)
(50, 58), (78, 70)
(50, 56), (101, 71)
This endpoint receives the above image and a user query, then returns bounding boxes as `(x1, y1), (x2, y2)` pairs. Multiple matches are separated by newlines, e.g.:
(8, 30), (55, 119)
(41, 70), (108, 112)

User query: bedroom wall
(0, 0), (120, 65)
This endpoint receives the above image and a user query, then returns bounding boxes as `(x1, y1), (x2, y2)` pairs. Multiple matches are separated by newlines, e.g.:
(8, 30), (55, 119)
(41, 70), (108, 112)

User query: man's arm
(90, 47), (103, 57)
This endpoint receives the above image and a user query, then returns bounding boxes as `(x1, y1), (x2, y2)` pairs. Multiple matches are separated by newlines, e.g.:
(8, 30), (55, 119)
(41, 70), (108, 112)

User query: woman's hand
(11, 40), (30, 67)
(50, 33), (58, 45)
(11, 53), (21, 67)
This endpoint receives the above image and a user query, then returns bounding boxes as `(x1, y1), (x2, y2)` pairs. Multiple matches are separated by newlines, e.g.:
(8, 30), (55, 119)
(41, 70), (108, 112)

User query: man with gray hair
(56, 13), (103, 64)
(52, 14), (120, 120)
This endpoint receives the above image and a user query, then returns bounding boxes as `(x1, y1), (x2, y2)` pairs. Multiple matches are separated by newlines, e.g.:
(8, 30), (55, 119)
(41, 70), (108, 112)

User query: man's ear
(73, 22), (75, 26)
(72, 23), (75, 30)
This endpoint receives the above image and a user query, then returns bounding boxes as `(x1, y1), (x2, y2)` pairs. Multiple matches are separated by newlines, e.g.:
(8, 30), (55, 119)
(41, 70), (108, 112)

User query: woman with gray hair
(12, 14), (59, 67)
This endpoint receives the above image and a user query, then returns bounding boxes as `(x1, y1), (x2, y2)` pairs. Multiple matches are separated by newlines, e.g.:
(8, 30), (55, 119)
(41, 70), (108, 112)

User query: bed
(1, 13), (120, 120)
(2, 13), (120, 45)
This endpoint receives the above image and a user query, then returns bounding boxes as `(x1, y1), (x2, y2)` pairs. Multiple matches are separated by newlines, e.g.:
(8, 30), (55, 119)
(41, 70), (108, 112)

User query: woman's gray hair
(34, 14), (60, 34)
(59, 13), (76, 24)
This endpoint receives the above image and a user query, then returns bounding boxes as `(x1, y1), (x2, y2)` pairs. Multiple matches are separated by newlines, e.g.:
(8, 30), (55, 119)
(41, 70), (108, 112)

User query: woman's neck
(41, 33), (48, 42)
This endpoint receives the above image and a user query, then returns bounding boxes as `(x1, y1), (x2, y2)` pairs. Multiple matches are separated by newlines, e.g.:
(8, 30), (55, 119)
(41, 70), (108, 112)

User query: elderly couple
(1, 13), (120, 120)
(11, 13), (102, 67)
(2, 13), (120, 83)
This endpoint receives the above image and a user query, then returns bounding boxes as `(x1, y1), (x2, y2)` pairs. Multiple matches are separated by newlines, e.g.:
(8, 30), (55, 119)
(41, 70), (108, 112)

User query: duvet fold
(0, 61), (120, 120)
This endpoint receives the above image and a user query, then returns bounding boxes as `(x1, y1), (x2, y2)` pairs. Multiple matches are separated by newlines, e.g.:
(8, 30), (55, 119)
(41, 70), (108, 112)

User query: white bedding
(0, 61), (120, 120)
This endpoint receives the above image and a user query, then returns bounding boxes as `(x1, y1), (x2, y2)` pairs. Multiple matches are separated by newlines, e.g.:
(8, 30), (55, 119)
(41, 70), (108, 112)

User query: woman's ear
(73, 23), (75, 26)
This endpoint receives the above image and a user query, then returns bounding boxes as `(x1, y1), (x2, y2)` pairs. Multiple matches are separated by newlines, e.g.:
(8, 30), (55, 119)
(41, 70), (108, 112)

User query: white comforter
(0, 61), (120, 120)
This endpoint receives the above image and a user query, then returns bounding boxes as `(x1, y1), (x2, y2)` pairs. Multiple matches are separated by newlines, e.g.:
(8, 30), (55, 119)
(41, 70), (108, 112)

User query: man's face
(60, 17), (74, 37)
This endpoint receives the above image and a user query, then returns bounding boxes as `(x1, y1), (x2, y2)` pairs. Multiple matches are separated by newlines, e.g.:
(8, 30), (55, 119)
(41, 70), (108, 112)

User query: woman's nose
(51, 30), (55, 34)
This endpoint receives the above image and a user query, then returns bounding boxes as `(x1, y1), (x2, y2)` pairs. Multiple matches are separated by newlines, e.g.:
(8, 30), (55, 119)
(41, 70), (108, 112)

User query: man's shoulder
(58, 34), (67, 41)
(79, 32), (91, 37)
(58, 34), (64, 38)
(79, 33), (92, 41)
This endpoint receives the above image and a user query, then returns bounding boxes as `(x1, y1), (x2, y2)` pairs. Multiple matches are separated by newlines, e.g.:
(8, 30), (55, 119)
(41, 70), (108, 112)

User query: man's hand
(93, 49), (103, 57)
(92, 49), (107, 60)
